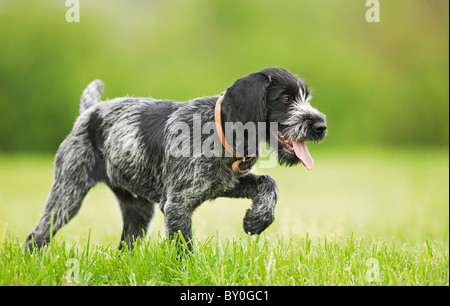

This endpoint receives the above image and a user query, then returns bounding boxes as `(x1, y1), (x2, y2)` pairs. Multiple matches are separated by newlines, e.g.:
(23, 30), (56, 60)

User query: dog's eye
(281, 95), (290, 103)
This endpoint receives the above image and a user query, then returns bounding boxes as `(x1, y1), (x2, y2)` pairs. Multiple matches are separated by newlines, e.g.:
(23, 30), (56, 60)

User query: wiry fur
(25, 67), (327, 251)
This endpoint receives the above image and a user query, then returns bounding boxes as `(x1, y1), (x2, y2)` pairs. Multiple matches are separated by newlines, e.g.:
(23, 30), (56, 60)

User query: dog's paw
(243, 208), (274, 235)
(23, 234), (45, 254)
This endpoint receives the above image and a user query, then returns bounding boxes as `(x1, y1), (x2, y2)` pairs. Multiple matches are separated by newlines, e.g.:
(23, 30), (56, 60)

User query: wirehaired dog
(25, 67), (327, 251)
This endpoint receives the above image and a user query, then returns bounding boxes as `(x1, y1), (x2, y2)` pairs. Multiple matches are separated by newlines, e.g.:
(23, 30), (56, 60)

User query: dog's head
(221, 67), (327, 169)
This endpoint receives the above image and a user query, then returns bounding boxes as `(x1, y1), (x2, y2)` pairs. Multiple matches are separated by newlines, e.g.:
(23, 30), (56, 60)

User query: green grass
(0, 233), (448, 286)
(0, 148), (448, 286)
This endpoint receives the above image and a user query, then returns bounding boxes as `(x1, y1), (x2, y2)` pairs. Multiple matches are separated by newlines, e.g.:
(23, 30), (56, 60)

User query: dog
(25, 67), (327, 251)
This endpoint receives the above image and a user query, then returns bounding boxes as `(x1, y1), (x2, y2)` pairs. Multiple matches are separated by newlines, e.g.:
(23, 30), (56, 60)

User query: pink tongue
(292, 141), (314, 170)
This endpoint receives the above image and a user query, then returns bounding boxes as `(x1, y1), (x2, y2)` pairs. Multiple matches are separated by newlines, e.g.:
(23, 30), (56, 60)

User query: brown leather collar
(214, 92), (253, 174)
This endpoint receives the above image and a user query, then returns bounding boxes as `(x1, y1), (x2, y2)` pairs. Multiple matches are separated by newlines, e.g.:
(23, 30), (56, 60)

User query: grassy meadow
(0, 148), (448, 285)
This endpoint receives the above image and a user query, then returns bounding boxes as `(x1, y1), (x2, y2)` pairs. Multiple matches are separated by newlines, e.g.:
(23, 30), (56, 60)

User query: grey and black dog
(25, 67), (327, 251)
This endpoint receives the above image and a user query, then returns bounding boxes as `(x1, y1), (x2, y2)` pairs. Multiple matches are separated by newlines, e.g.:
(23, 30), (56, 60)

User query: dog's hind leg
(25, 136), (100, 252)
(221, 173), (279, 235)
(110, 187), (155, 250)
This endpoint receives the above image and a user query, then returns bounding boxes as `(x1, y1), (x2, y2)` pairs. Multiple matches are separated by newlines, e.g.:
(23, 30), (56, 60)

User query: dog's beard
(270, 101), (326, 169)
(270, 130), (314, 169)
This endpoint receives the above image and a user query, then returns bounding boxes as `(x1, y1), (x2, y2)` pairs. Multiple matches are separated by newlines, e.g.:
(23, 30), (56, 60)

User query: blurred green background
(0, 1), (448, 246)
(0, 0), (448, 152)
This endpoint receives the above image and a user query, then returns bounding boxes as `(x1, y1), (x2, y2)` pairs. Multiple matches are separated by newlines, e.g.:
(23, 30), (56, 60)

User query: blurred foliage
(0, 0), (448, 152)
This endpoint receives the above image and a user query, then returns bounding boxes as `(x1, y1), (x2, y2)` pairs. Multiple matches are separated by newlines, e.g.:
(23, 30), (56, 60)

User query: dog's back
(77, 85), (181, 199)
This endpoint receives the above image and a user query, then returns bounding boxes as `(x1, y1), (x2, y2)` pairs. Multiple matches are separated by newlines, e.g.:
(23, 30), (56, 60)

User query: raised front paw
(243, 208), (275, 235)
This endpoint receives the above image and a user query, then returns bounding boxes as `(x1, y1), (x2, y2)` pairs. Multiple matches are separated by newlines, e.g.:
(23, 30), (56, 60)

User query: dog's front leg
(222, 173), (279, 235)
(163, 196), (194, 251)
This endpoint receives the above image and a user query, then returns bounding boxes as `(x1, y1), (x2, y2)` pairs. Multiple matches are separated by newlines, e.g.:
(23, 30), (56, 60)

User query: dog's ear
(221, 72), (271, 125)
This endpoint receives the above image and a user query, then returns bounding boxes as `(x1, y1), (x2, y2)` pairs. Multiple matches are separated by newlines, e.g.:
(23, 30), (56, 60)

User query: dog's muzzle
(277, 116), (327, 170)
(313, 121), (327, 134)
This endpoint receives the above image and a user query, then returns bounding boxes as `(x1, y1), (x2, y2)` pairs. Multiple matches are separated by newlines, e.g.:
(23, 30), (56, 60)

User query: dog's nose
(313, 121), (327, 133)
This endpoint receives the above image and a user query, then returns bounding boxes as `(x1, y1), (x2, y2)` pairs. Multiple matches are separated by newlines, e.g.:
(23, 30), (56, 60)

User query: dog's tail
(80, 79), (104, 114)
